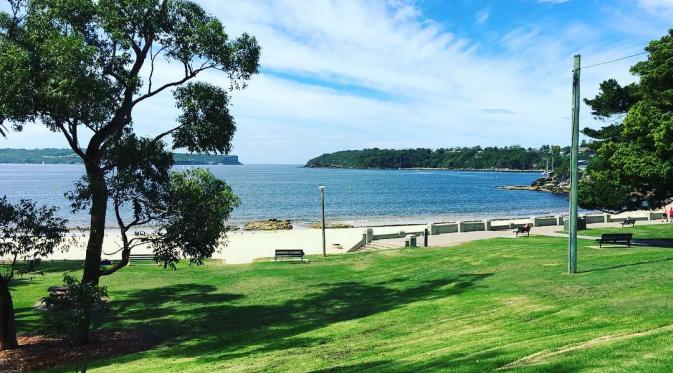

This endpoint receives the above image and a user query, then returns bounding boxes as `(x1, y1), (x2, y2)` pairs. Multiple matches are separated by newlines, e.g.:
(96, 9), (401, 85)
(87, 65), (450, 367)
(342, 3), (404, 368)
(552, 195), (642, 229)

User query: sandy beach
(36, 224), (422, 264)
(11, 207), (669, 265)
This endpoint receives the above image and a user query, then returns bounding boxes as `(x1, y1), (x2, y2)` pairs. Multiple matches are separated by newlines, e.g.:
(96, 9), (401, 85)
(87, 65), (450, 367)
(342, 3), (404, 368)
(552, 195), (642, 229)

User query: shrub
(43, 275), (108, 345)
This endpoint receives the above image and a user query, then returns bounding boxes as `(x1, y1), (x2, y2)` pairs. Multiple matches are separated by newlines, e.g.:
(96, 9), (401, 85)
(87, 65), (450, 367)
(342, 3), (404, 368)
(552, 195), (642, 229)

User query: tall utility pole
(319, 185), (326, 257)
(568, 54), (581, 274)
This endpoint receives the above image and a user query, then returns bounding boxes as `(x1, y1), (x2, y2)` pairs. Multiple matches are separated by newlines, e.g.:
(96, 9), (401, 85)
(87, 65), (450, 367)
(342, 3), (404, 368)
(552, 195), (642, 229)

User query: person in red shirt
(669, 207), (673, 223)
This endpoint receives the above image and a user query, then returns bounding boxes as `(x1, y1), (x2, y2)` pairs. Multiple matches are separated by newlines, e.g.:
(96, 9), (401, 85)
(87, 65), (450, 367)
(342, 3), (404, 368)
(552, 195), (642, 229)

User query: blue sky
(2, 0), (672, 163)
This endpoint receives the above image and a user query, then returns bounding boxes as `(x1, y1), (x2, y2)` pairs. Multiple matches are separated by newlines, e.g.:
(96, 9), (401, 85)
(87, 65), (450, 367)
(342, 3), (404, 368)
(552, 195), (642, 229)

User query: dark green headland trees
(580, 30), (673, 212)
(305, 146), (583, 178)
(0, 197), (68, 349)
(0, 0), (260, 344)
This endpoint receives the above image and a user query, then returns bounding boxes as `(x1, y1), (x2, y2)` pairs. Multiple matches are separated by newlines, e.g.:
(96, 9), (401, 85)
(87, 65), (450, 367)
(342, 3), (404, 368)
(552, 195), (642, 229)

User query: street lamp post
(319, 185), (326, 257)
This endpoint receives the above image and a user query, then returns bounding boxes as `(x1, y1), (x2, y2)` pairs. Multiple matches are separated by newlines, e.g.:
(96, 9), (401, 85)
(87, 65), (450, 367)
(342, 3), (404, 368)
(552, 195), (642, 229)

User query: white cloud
(637, 0), (673, 17)
(638, 0), (673, 9)
(196, 1), (650, 162)
(1, 0), (667, 164)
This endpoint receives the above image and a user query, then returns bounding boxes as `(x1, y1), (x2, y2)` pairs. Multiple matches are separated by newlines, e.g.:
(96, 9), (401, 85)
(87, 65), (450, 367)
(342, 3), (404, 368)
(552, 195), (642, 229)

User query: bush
(42, 275), (108, 345)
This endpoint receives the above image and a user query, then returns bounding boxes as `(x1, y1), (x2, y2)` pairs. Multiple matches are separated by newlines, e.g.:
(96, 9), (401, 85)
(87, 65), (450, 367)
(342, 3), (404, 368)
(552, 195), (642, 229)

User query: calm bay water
(0, 164), (570, 227)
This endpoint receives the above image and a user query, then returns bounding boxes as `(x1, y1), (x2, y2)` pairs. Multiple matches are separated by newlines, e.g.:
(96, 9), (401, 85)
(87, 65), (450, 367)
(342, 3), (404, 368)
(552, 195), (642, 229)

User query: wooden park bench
(129, 254), (156, 265)
(599, 233), (633, 248)
(621, 218), (636, 227)
(274, 249), (305, 262)
(513, 224), (532, 237)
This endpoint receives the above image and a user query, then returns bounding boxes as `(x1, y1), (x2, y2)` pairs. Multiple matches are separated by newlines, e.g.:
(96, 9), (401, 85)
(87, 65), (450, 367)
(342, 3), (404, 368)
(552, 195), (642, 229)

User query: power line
(579, 51), (648, 70)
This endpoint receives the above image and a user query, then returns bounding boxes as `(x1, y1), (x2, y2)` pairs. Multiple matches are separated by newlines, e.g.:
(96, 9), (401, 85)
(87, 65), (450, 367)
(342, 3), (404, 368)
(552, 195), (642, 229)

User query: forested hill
(305, 146), (576, 171)
(0, 148), (242, 165)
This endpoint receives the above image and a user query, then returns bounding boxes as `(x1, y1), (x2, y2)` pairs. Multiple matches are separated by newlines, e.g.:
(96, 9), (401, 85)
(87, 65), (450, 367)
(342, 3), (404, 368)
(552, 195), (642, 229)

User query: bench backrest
(129, 254), (155, 260)
(601, 233), (633, 240)
(624, 218), (636, 222)
(275, 249), (304, 255)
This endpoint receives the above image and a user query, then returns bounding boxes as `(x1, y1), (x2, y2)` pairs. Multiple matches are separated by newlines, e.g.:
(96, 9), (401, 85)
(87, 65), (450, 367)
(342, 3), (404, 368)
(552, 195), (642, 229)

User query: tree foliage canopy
(580, 30), (673, 212)
(150, 169), (239, 268)
(0, 197), (68, 280)
(0, 0), (259, 160)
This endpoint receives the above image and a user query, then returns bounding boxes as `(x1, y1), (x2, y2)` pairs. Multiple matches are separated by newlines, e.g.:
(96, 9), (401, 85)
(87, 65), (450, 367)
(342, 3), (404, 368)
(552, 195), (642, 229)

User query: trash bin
(406, 234), (417, 247)
(564, 217), (587, 231)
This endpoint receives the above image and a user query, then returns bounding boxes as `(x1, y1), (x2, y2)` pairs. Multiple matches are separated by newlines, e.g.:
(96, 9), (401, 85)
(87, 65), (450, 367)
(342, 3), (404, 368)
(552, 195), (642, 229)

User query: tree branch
(56, 121), (95, 167)
(87, 36), (155, 160)
(99, 250), (129, 276)
(8, 252), (18, 280)
(151, 125), (182, 143)
(133, 63), (218, 107)
(100, 197), (133, 276)
(147, 45), (168, 94)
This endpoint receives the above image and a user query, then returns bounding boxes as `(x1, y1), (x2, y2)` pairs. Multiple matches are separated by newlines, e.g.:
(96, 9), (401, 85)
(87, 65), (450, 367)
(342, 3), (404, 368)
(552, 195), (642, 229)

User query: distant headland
(305, 146), (575, 172)
(0, 148), (242, 165)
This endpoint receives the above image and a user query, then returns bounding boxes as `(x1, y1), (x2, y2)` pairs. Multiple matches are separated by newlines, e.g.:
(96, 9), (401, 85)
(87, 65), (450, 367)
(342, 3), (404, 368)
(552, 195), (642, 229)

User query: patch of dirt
(0, 329), (159, 372)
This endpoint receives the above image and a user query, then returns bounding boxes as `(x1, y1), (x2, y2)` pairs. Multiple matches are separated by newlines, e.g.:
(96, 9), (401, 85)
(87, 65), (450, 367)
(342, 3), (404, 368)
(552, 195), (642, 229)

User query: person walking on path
(669, 207), (673, 222)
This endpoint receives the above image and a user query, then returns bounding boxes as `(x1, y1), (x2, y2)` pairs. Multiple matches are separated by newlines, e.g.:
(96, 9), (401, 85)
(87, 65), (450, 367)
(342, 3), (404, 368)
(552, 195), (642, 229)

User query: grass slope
(10, 234), (673, 372)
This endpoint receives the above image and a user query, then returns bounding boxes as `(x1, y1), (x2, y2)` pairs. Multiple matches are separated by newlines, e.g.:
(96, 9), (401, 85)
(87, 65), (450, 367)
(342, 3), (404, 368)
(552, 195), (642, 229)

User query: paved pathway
(359, 220), (670, 251)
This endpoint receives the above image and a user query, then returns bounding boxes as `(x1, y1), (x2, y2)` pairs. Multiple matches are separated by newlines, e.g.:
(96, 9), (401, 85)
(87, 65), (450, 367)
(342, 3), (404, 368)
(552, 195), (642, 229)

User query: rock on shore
(498, 173), (569, 194)
(309, 223), (354, 229)
(244, 219), (293, 231)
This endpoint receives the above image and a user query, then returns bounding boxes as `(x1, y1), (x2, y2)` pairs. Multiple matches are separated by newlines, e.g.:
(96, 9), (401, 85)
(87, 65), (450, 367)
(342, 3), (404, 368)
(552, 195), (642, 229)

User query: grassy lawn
(11, 236), (673, 372)
(570, 223), (673, 239)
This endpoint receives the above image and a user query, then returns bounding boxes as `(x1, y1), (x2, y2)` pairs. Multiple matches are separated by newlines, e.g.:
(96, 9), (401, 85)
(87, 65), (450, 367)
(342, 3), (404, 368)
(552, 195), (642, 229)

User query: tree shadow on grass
(0, 260), (82, 277)
(578, 257), (673, 273)
(105, 273), (492, 367)
(39, 260), (85, 273)
(633, 238), (673, 248)
(14, 306), (45, 333)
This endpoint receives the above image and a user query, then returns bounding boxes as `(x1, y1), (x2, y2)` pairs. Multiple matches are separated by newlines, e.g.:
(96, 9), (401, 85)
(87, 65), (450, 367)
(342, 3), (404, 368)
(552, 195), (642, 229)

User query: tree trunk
(0, 281), (18, 350)
(78, 165), (108, 345)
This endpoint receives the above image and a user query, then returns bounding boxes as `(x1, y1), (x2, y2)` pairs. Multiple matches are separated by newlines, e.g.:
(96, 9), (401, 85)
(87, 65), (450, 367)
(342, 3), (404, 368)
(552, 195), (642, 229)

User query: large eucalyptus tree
(0, 0), (259, 343)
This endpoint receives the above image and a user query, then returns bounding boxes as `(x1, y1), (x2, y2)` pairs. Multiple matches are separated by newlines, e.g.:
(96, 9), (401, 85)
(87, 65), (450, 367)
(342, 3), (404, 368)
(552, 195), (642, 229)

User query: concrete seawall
(360, 211), (666, 247)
